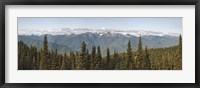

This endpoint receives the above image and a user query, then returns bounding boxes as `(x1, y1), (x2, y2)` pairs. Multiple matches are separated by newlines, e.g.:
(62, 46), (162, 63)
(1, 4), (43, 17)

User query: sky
(18, 17), (182, 34)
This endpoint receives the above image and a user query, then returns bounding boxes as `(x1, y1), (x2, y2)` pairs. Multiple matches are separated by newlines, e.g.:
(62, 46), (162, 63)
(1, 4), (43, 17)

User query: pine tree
(106, 48), (111, 70)
(70, 51), (76, 70)
(85, 49), (91, 70)
(95, 46), (102, 70)
(135, 35), (143, 69)
(125, 40), (133, 69)
(37, 48), (42, 69)
(58, 55), (63, 69)
(24, 46), (33, 69)
(18, 41), (29, 70)
(112, 51), (119, 69)
(138, 35), (143, 53)
(32, 46), (38, 70)
(177, 34), (182, 69)
(143, 46), (150, 69)
(76, 41), (86, 70)
(178, 34), (182, 54)
(61, 52), (67, 70)
(119, 52), (126, 70)
(90, 45), (96, 70)
(39, 34), (49, 70)
(47, 51), (51, 70)
(51, 49), (58, 70)
(50, 50), (55, 70)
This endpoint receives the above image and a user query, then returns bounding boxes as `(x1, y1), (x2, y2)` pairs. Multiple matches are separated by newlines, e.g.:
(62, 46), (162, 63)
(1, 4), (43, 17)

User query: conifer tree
(58, 55), (63, 69)
(70, 51), (76, 70)
(95, 46), (102, 70)
(119, 52), (126, 70)
(61, 52), (67, 70)
(112, 51), (119, 69)
(177, 34), (182, 69)
(138, 35), (143, 53)
(125, 40), (133, 69)
(76, 41), (86, 70)
(143, 46), (150, 69)
(37, 48), (42, 69)
(51, 49), (58, 70)
(50, 50), (55, 70)
(106, 48), (111, 70)
(85, 49), (91, 70)
(27, 47), (34, 69)
(47, 51), (51, 70)
(135, 35), (143, 69)
(39, 34), (48, 70)
(18, 41), (29, 70)
(90, 45), (96, 70)
(32, 46), (38, 70)
(178, 34), (182, 54)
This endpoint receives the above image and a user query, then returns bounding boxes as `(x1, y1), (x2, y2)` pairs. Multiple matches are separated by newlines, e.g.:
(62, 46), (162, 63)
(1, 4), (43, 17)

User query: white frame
(5, 5), (195, 83)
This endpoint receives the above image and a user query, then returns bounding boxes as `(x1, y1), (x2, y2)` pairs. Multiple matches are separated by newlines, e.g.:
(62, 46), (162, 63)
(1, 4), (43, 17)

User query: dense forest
(18, 34), (182, 70)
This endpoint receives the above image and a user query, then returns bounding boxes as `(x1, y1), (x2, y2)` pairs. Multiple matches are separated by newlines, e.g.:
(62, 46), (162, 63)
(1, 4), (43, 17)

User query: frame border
(0, 0), (200, 88)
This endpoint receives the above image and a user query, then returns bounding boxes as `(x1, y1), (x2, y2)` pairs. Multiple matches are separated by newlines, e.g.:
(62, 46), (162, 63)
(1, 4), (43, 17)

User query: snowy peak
(18, 28), (180, 37)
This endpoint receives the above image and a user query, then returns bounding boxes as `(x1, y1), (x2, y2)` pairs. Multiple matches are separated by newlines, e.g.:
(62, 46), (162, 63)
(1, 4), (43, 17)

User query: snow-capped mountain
(18, 28), (180, 37)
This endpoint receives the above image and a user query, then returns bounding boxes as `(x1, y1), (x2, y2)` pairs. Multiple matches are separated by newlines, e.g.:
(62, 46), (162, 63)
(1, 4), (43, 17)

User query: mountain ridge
(19, 28), (180, 37)
(18, 32), (179, 56)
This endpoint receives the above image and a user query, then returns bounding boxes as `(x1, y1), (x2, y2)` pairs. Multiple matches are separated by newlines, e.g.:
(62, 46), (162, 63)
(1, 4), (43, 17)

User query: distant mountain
(18, 31), (179, 56)
(19, 28), (180, 37)
(18, 35), (71, 53)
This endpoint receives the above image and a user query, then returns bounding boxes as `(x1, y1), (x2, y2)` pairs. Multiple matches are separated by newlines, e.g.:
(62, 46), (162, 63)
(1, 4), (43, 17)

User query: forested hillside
(18, 35), (182, 70)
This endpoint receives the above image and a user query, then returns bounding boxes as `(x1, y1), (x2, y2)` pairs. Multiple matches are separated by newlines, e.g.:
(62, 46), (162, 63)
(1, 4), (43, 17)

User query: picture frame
(0, 0), (199, 88)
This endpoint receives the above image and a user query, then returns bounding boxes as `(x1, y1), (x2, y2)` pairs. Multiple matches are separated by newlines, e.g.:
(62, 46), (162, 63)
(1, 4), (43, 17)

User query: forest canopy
(18, 35), (182, 70)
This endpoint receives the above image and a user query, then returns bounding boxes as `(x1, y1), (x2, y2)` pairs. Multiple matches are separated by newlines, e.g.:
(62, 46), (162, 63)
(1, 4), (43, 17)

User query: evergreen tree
(50, 49), (55, 70)
(177, 34), (182, 69)
(47, 51), (52, 70)
(119, 52), (126, 70)
(135, 35), (143, 69)
(37, 49), (41, 69)
(76, 41), (86, 70)
(125, 40), (133, 69)
(70, 51), (76, 70)
(112, 51), (119, 69)
(39, 34), (49, 70)
(90, 45), (96, 70)
(95, 46), (102, 70)
(143, 46), (150, 69)
(106, 48), (111, 70)
(18, 41), (29, 70)
(52, 49), (58, 70)
(85, 49), (91, 70)
(58, 55), (63, 69)
(138, 35), (143, 53)
(32, 46), (38, 70)
(61, 52), (67, 70)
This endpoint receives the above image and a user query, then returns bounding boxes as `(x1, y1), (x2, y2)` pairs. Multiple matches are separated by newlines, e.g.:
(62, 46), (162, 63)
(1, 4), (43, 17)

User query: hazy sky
(18, 17), (182, 34)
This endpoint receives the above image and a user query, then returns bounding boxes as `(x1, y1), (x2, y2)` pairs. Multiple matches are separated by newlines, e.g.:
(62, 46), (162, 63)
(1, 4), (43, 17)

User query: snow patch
(18, 28), (180, 37)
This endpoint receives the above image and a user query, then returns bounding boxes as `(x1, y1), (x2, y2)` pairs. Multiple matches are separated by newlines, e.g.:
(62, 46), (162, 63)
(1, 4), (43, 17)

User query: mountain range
(18, 29), (180, 56)
(19, 28), (180, 37)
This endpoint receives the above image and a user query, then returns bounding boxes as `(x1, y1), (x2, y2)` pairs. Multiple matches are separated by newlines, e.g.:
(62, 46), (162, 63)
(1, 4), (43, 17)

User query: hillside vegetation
(18, 35), (182, 70)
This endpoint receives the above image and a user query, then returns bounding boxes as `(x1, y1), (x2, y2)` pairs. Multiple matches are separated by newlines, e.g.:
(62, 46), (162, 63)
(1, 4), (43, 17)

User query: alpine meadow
(18, 17), (182, 70)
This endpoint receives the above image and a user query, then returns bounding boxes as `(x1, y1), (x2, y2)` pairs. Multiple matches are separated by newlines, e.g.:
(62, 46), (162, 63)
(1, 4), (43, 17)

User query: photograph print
(18, 17), (182, 70)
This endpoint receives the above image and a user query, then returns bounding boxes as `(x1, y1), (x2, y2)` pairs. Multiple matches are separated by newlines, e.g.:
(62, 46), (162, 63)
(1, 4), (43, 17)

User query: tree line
(18, 34), (182, 70)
